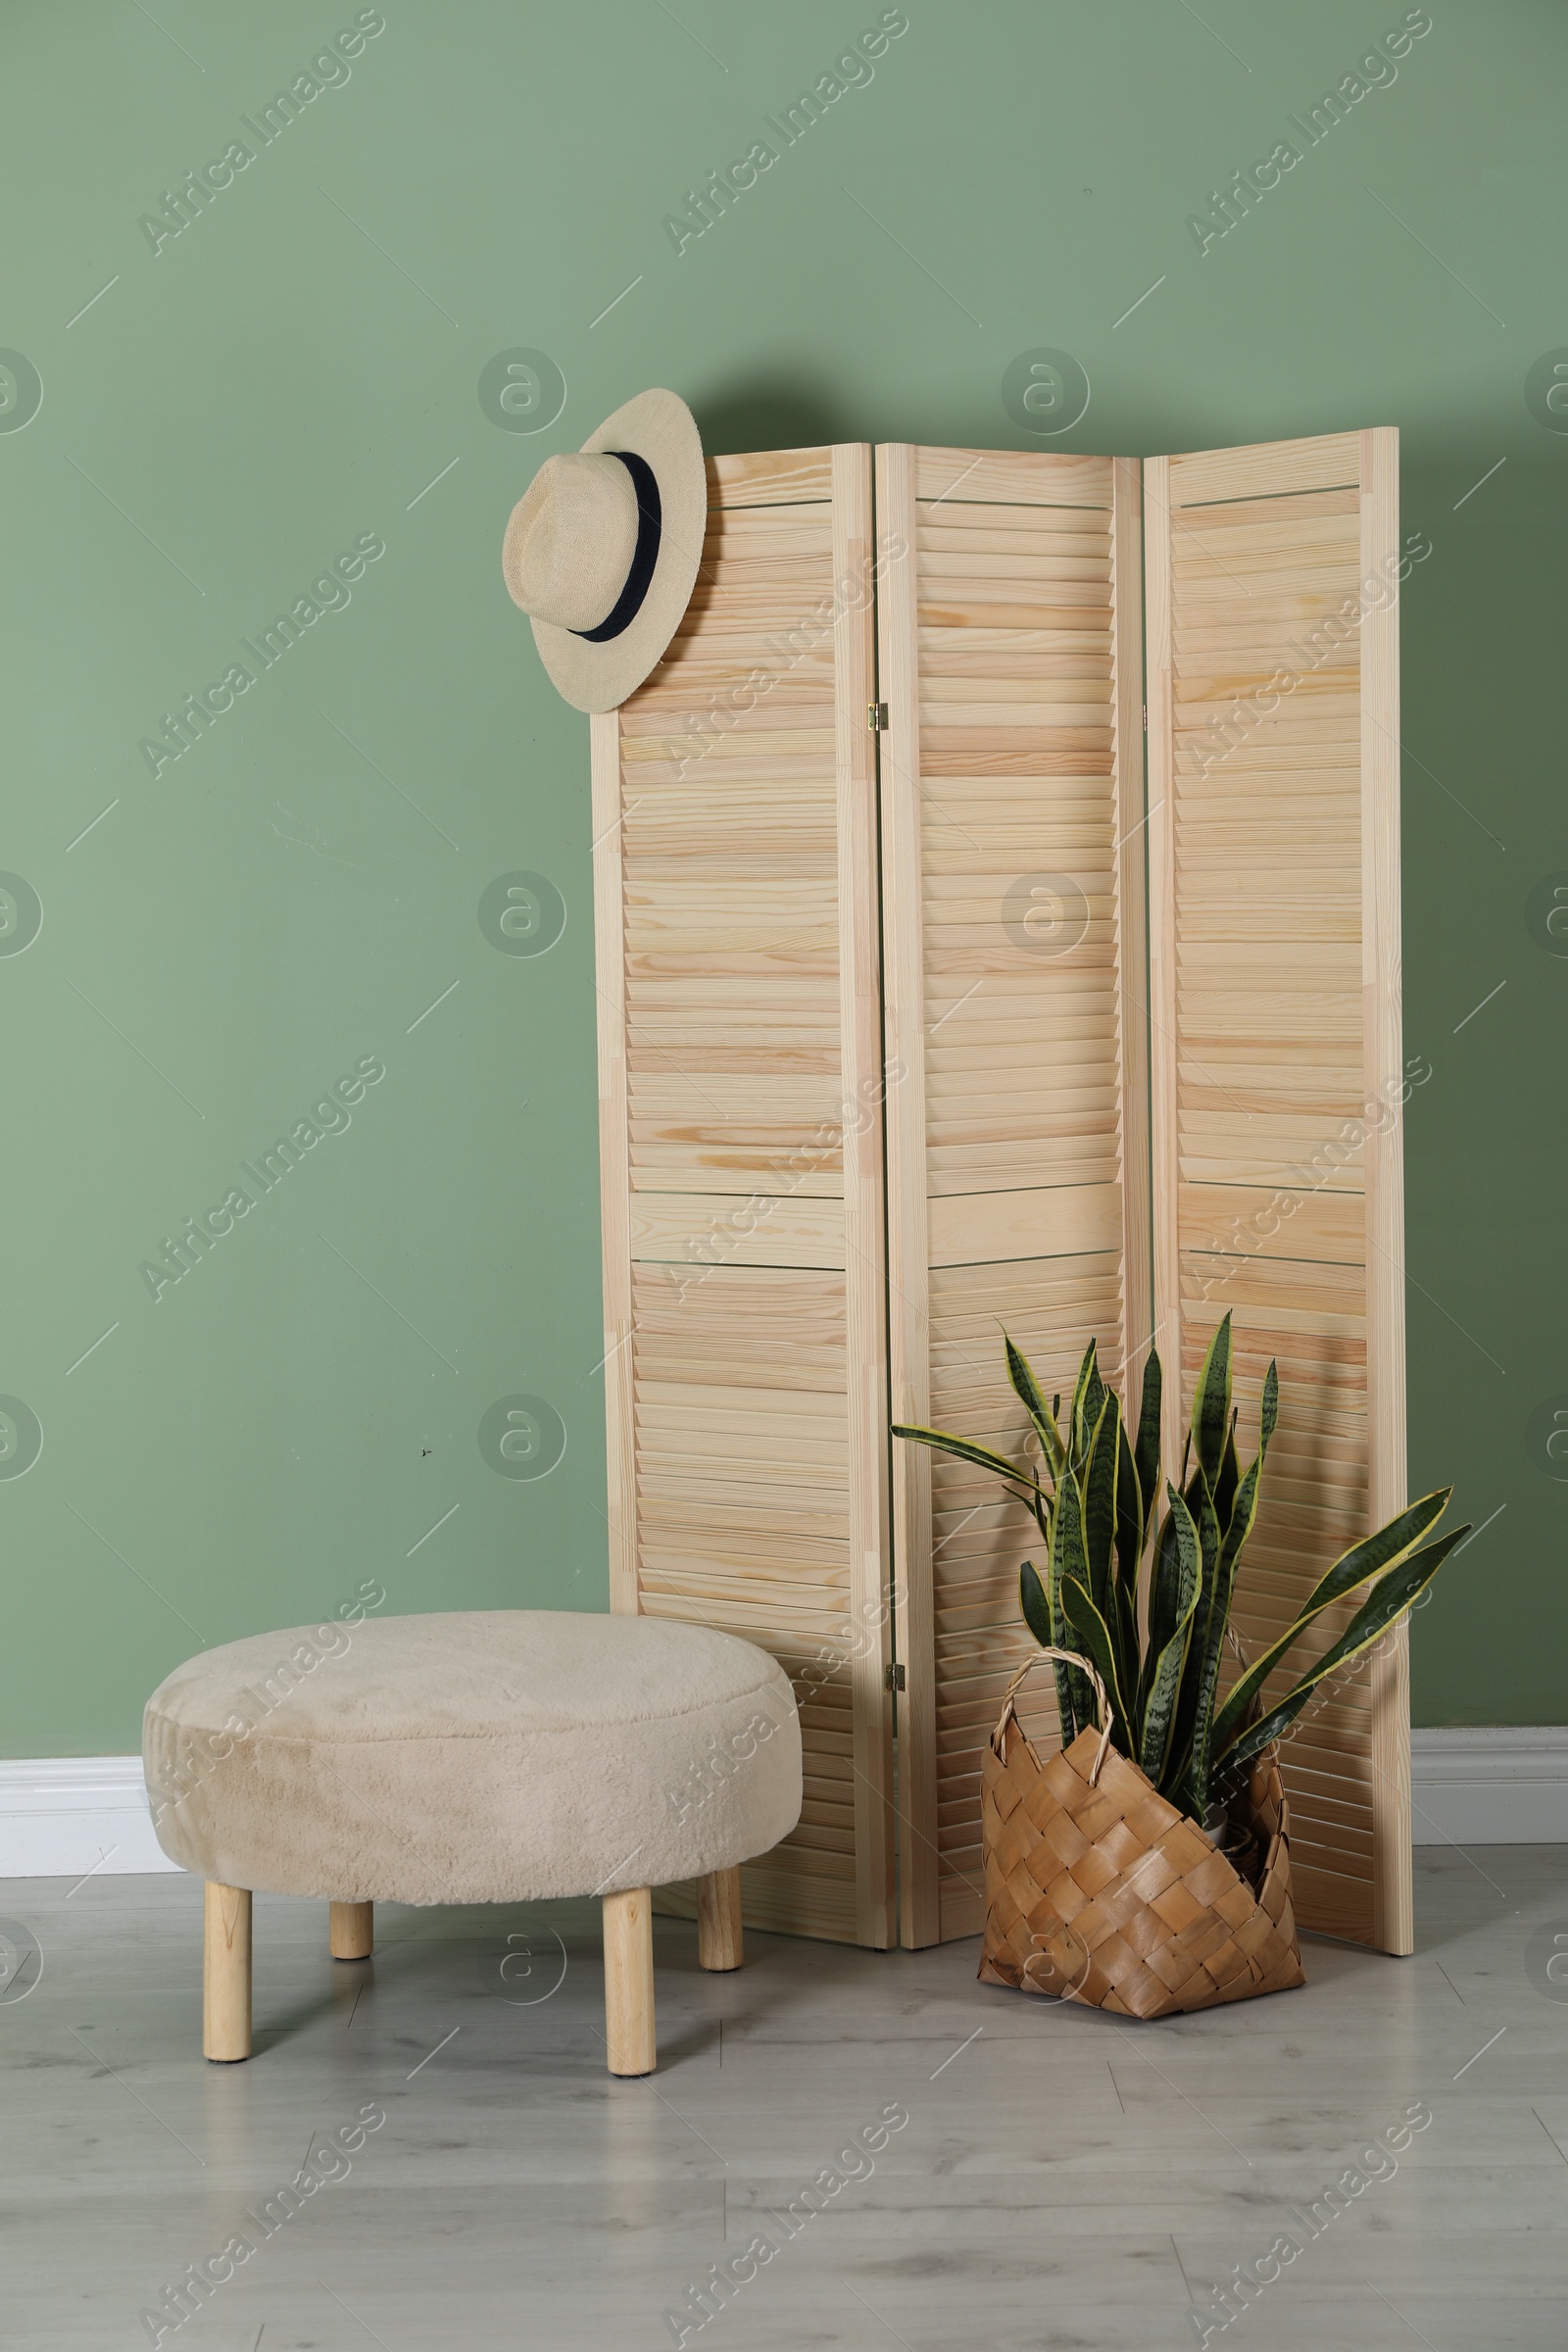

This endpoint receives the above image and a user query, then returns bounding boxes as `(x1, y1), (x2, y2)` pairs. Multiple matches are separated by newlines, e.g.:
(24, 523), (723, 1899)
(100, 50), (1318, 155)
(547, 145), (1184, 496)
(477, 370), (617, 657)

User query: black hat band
(572, 450), (662, 643)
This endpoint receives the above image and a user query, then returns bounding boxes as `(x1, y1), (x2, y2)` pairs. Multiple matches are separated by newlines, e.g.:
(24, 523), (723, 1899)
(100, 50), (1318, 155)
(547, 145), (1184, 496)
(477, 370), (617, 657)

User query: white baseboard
(1410, 1726), (1568, 1845)
(1, 1732), (1563, 1879)
(0, 1757), (178, 1881)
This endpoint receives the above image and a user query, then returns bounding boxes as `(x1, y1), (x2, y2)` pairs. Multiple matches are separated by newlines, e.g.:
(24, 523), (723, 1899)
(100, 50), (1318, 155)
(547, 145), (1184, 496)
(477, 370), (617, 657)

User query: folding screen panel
(876, 447), (1151, 1946)
(590, 426), (1408, 1958)
(591, 446), (896, 1947)
(1145, 428), (1410, 1953)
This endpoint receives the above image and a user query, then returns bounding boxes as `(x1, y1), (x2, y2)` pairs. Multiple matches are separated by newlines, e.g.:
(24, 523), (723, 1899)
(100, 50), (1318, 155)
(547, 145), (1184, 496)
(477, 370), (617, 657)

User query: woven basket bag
(979, 1650), (1306, 2019)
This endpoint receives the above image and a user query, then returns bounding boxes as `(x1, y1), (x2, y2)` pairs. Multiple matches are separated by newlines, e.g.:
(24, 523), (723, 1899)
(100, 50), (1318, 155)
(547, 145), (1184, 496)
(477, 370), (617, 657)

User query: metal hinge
(867, 702), (888, 732)
(885, 1662), (906, 1692)
(1142, 702), (1149, 731)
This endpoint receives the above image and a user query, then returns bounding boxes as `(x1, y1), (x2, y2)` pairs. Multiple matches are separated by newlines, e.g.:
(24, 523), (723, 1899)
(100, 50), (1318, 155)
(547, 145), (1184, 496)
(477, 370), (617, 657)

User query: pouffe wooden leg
(603, 1886), (656, 2077)
(697, 1867), (744, 1972)
(203, 1883), (252, 2063)
(330, 1900), (373, 1960)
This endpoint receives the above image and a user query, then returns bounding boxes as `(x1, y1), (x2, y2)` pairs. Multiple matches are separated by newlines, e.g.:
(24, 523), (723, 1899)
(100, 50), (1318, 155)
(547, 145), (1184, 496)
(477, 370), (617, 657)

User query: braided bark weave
(979, 1716), (1306, 2019)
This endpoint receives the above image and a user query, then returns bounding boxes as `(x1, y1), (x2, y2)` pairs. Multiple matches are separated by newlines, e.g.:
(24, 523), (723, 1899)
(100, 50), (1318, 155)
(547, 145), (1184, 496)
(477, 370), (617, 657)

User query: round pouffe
(144, 1610), (802, 1904)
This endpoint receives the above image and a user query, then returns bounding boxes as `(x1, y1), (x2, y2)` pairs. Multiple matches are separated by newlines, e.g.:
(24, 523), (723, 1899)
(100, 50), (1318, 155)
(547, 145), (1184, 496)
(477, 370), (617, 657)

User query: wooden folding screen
(592, 446), (895, 1947)
(591, 426), (1407, 1957)
(1145, 428), (1409, 1953)
(876, 447), (1151, 1945)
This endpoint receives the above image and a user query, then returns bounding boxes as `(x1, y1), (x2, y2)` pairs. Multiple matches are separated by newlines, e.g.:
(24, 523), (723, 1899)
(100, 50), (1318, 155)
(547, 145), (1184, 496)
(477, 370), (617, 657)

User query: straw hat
(501, 388), (707, 713)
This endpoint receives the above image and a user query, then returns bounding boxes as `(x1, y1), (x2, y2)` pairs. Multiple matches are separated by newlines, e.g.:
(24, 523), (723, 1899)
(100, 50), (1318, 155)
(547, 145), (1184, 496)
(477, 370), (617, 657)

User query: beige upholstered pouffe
(142, 1611), (802, 2076)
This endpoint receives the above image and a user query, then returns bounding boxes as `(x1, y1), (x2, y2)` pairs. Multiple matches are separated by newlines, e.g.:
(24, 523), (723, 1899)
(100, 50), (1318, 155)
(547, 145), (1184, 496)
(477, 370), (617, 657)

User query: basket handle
(992, 1646), (1114, 1788)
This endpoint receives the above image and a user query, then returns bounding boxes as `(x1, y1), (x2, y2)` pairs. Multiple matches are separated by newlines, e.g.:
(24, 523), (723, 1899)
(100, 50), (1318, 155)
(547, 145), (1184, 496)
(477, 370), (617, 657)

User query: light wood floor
(3, 1848), (1565, 2348)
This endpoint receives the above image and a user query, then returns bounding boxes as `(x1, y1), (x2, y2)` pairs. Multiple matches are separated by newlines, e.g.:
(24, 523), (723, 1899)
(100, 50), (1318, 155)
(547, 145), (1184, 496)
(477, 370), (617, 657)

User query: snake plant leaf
(1050, 1464), (1091, 1600)
(1003, 1333), (1067, 1481)
(1113, 1580), (1140, 1719)
(1213, 1406), (1241, 1535)
(1216, 1371), (1278, 1583)
(1069, 1339), (1105, 1471)
(1182, 1377), (1281, 1810)
(1050, 1460), (1099, 1737)
(1135, 1494), (1178, 1728)
(1060, 1576), (1132, 1753)
(1184, 1446), (1266, 1815)
(1091, 1398), (1143, 1720)
(1113, 1411), (1143, 1574)
(1191, 1312), (1234, 1491)
(1068, 1340), (1096, 1462)
(1112, 1410), (1146, 1682)
(1185, 1366), (1276, 1765)
(1140, 1484), (1201, 1783)
(1082, 1395), (1120, 1623)
(1083, 1367), (1107, 1463)
(1132, 1346), (1162, 1531)
(1209, 1485), (1453, 1758)
(1041, 1489), (1079, 1744)
(1019, 1558), (1053, 1650)
(1167, 1475), (1223, 1797)
(1215, 1527), (1470, 1777)
(1145, 1483), (1191, 1664)
(1040, 1565), (1078, 1745)
(1297, 1484), (1452, 1622)
(891, 1423), (1044, 1501)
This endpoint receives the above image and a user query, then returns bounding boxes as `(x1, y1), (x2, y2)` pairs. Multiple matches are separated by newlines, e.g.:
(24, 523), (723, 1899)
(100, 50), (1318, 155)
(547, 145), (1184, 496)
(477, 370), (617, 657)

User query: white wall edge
(0, 1757), (178, 1880)
(1410, 1726), (1568, 1845)
(2, 1732), (1564, 1878)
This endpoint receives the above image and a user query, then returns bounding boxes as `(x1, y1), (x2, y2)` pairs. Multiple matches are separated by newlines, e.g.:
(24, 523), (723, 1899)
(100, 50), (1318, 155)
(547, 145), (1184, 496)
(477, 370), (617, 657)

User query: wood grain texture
(628, 1193), (847, 1270)
(1359, 426), (1412, 1956)
(36, 1865), (1557, 2332)
(696, 1866), (745, 1971)
(602, 433), (1396, 1960)
(1110, 458), (1152, 1395)
(707, 448), (835, 505)
(602, 1886), (656, 2076)
(1147, 428), (1407, 1956)
(591, 705), (639, 1617)
(831, 440), (896, 1951)
(876, 442), (940, 1948)
(881, 446), (1143, 1946)
(1164, 431), (1361, 509)
(926, 1181), (1122, 1266)
(1144, 456), (1182, 1480)
(597, 450), (894, 1947)
(329, 1900), (372, 1960)
(202, 1881), (250, 2063)
(911, 449), (1115, 507)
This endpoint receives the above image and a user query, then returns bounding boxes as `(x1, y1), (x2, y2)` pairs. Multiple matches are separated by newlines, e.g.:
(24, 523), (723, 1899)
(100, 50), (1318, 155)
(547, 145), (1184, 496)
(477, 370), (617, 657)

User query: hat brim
(526, 389), (707, 714)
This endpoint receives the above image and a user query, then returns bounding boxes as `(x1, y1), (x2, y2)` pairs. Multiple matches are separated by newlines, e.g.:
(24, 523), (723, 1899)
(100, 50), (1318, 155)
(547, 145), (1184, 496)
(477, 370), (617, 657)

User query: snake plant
(893, 1310), (1468, 1818)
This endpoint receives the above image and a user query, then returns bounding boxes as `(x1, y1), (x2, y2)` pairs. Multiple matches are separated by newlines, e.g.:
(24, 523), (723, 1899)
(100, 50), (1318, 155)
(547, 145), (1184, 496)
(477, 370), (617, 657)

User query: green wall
(2, 0), (1562, 1750)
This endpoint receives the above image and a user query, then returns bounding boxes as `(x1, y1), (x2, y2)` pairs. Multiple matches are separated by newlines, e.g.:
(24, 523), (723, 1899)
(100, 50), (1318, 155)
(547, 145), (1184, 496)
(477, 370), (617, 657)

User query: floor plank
(1, 1850), (1563, 2348)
